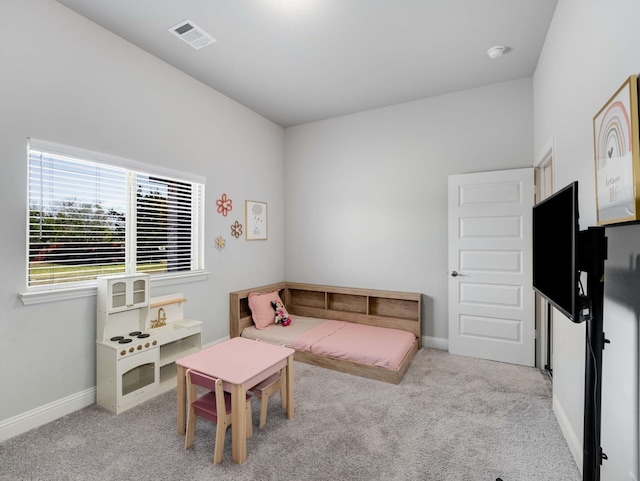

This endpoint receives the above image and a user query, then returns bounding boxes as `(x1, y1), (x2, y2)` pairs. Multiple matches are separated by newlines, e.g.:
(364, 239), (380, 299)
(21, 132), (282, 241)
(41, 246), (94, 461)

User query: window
(27, 139), (205, 288)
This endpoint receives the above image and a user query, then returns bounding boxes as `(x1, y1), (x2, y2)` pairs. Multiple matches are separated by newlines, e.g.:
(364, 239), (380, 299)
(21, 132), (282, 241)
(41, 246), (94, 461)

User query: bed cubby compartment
(288, 288), (326, 309)
(328, 293), (367, 314)
(238, 298), (252, 322)
(368, 296), (419, 320)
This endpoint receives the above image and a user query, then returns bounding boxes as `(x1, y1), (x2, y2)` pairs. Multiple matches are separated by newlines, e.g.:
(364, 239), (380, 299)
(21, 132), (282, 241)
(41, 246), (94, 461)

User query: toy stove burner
(102, 331), (158, 349)
(109, 331), (151, 344)
(108, 335), (140, 344)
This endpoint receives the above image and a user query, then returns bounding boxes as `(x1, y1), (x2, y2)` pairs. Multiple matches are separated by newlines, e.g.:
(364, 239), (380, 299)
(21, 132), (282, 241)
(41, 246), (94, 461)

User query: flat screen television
(532, 181), (585, 323)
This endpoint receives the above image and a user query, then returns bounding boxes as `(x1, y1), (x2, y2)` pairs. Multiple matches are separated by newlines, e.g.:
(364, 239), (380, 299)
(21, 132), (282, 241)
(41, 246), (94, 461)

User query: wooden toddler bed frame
(229, 282), (422, 384)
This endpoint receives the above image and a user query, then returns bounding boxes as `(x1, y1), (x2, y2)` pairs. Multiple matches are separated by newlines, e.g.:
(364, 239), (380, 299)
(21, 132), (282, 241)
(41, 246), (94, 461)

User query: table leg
(231, 383), (248, 463)
(285, 353), (294, 419)
(176, 365), (186, 435)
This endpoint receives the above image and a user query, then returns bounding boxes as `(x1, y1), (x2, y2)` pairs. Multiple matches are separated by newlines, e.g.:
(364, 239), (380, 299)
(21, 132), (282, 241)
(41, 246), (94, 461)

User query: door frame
(534, 135), (556, 372)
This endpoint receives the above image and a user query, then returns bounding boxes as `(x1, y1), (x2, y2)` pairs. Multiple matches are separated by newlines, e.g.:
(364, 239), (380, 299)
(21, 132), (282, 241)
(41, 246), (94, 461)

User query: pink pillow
(248, 291), (288, 330)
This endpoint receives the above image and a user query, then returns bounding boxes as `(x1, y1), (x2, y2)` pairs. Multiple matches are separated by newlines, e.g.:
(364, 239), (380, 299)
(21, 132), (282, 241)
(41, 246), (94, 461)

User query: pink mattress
(241, 316), (417, 371)
(289, 319), (416, 371)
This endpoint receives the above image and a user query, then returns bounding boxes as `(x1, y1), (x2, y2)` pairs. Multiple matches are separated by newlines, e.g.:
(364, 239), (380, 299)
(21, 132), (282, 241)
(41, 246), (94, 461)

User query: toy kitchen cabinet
(96, 274), (202, 413)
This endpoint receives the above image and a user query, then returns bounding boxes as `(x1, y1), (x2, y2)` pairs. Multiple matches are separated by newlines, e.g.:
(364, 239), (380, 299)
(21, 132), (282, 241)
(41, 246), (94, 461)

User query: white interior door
(448, 168), (535, 366)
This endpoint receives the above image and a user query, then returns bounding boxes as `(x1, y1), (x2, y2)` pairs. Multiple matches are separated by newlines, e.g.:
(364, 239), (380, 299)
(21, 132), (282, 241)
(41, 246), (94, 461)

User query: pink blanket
(290, 320), (416, 370)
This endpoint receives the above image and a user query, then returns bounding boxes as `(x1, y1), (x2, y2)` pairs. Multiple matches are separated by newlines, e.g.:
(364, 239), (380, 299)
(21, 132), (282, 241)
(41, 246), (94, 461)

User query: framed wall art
(245, 200), (267, 240)
(593, 74), (640, 225)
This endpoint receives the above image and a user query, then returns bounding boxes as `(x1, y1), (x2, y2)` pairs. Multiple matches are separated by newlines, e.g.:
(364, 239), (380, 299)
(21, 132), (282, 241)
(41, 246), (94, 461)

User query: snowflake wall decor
(214, 236), (226, 250)
(216, 193), (233, 217)
(231, 220), (243, 239)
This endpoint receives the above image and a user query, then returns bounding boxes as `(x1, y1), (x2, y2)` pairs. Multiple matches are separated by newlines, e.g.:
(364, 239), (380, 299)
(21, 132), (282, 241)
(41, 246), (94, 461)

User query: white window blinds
(27, 140), (205, 288)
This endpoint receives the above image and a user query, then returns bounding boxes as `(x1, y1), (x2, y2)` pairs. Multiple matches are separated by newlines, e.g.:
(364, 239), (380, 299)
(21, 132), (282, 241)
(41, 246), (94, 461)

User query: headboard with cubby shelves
(229, 282), (421, 346)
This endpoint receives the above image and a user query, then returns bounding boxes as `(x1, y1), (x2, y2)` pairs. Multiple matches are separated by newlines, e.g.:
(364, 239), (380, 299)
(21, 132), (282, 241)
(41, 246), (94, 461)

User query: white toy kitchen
(96, 274), (202, 414)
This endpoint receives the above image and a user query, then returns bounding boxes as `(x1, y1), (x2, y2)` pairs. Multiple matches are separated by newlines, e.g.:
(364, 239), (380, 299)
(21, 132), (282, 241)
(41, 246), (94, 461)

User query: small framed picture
(593, 75), (640, 225)
(245, 200), (267, 240)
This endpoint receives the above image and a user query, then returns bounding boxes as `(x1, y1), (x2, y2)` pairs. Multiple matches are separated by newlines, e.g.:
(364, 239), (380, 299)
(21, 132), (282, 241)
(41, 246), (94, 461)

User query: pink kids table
(176, 336), (295, 463)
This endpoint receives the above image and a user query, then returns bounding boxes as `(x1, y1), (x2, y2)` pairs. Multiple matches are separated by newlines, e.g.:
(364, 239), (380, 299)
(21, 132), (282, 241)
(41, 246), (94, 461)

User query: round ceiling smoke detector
(487, 45), (505, 59)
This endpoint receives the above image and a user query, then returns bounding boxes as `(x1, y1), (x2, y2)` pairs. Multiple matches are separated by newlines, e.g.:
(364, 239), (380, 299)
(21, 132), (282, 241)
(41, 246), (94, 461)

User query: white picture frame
(245, 200), (267, 240)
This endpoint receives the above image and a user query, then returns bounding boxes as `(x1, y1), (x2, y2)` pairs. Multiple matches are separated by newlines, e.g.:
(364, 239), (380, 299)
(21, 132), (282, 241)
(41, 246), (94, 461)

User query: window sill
(18, 271), (209, 306)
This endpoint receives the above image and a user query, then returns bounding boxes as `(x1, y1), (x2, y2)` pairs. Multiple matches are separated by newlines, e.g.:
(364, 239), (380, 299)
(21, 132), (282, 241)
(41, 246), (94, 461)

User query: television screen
(532, 181), (580, 322)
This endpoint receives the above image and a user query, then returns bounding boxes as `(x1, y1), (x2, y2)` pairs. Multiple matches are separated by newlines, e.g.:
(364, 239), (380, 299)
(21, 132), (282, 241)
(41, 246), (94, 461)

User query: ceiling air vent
(169, 19), (216, 50)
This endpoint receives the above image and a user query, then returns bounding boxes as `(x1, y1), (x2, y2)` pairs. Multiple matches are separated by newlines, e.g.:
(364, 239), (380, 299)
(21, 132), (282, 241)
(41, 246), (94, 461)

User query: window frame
(21, 138), (207, 305)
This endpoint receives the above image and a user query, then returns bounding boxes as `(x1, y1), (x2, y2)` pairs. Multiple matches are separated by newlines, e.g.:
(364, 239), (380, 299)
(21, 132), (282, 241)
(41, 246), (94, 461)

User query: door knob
(450, 271), (459, 277)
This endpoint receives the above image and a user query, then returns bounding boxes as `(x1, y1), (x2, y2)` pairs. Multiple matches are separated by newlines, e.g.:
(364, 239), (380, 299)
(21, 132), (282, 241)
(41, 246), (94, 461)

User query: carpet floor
(0, 348), (581, 481)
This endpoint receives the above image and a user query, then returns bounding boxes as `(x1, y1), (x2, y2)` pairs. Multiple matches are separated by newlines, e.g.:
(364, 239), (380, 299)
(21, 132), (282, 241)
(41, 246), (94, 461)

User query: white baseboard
(0, 387), (96, 443)
(553, 393), (583, 475)
(0, 336), (233, 443)
(422, 335), (448, 351)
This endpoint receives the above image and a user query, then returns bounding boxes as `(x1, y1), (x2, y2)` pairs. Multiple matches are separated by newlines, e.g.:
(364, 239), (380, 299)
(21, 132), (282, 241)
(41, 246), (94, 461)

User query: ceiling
(55, 0), (558, 128)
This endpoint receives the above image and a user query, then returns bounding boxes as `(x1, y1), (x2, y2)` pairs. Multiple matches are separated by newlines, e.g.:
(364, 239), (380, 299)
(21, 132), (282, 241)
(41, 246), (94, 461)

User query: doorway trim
(534, 135), (556, 373)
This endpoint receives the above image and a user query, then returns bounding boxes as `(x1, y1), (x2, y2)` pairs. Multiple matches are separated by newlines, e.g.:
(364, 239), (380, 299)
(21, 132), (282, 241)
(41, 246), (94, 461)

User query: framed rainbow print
(593, 75), (640, 225)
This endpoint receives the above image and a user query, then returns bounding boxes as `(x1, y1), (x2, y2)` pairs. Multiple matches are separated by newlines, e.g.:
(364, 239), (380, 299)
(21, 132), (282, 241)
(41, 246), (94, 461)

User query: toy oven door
(117, 347), (160, 410)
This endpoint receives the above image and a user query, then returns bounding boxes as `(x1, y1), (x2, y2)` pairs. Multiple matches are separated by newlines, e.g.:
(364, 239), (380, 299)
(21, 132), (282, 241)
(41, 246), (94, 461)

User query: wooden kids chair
(184, 368), (253, 464)
(249, 369), (286, 428)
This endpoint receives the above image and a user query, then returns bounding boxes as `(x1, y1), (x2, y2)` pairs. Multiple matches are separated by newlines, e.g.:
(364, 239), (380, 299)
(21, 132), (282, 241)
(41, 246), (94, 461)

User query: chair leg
(213, 421), (228, 465)
(185, 406), (197, 450)
(259, 392), (270, 429)
(246, 399), (253, 439)
(280, 377), (287, 409)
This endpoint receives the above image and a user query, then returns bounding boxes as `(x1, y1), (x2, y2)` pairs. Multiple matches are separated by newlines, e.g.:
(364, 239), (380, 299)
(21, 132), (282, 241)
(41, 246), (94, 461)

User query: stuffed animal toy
(271, 300), (292, 327)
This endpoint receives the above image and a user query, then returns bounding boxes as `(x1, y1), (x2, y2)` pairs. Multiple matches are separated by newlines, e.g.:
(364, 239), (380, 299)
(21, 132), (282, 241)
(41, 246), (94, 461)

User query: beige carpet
(0, 348), (581, 481)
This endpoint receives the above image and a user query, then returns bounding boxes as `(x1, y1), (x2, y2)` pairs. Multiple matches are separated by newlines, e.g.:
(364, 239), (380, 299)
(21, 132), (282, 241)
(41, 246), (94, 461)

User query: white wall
(0, 0), (285, 431)
(284, 78), (534, 344)
(533, 0), (640, 478)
